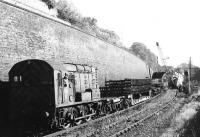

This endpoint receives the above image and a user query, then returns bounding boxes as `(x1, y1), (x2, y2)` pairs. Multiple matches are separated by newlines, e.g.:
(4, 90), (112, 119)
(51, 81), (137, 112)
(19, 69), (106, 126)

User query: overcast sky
(71, 0), (200, 67)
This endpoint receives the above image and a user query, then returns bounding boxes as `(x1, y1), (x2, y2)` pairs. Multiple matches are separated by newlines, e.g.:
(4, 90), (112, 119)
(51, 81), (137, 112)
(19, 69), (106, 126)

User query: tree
(41, 0), (55, 9)
(129, 42), (159, 71)
(40, 0), (123, 47)
(55, 0), (82, 24)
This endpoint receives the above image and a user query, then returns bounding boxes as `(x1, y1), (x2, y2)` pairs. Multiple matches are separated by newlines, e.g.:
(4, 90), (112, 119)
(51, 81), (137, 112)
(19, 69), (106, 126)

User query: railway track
(110, 92), (176, 137)
(44, 90), (176, 137)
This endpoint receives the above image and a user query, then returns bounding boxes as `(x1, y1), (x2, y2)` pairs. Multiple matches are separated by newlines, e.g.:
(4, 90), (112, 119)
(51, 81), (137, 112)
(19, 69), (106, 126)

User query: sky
(71, 0), (200, 67)
(14, 0), (200, 67)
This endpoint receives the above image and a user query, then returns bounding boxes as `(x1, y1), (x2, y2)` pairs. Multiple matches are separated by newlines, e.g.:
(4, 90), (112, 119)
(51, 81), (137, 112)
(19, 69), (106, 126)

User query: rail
(110, 92), (176, 137)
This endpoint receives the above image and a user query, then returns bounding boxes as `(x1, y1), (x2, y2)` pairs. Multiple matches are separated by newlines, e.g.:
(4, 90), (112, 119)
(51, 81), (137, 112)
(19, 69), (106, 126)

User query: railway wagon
(100, 78), (151, 97)
(100, 78), (152, 105)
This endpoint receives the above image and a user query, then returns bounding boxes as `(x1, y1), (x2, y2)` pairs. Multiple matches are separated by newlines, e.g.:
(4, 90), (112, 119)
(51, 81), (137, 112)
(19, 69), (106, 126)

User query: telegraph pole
(188, 57), (191, 94)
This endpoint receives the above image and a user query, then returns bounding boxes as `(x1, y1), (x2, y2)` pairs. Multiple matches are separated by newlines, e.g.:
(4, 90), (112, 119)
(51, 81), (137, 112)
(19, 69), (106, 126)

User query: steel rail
(110, 92), (176, 137)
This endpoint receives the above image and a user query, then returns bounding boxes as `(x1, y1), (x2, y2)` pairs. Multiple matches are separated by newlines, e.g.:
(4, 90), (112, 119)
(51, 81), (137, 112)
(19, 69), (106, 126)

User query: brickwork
(0, 1), (150, 86)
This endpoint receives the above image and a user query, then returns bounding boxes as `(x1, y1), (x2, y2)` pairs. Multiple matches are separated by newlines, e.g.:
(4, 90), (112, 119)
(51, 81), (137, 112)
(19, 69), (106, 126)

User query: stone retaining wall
(0, 0), (150, 86)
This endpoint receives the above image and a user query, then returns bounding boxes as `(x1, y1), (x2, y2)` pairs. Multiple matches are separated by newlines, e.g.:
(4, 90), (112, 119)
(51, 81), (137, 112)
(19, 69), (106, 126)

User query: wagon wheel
(96, 103), (103, 116)
(123, 99), (130, 109)
(119, 102), (124, 110)
(82, 105), (90, 122)
(112, 102), (117, 112)
(85, 105), (95, 122)
(105, 103), (113, 114)
(101, 103), (109, 114)
(125, 99), (132, 108)
(63, 122), (71, 129)
(108, 102), (114, 113)
(86, 116), (92, 122)
(63, 107), (82, 127)
(75, 119), (82, 125)
(63, 112), (74, 129)
(73, 107), (83, 125)
(116, 103), (121, 111)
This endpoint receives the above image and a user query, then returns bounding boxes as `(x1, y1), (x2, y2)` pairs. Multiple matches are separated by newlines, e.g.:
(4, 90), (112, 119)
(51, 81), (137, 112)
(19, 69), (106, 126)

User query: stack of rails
(100, 79), (151, 97)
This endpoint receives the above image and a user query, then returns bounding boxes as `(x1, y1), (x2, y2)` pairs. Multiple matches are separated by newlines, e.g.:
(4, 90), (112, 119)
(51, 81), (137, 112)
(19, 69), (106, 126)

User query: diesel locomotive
(5, 59), (153, 136)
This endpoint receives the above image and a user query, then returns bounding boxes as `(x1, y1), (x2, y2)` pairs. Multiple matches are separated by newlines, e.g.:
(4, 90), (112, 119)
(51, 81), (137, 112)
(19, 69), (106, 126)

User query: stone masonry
(0, 1), (150, 86)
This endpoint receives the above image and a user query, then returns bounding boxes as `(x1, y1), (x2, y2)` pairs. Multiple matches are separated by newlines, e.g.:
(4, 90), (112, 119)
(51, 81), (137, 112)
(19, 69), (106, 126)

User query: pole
(148, 67), (151, 78)
(188, 57), (191, 94)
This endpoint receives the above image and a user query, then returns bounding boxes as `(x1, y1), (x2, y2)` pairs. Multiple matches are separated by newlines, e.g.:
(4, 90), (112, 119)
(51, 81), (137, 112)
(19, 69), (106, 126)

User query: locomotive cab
(8, 59), (74, 135)
(8, 59), (105, 136)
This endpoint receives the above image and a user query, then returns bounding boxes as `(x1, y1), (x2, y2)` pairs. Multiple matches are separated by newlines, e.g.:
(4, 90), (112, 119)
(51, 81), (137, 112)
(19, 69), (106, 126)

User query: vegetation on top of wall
(129, 42), (160, 70)
(41, 0), (123, 47)
(30, 0), (159, 70)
